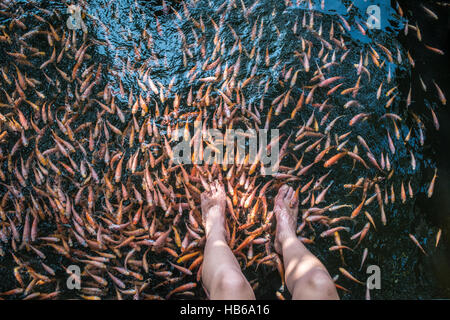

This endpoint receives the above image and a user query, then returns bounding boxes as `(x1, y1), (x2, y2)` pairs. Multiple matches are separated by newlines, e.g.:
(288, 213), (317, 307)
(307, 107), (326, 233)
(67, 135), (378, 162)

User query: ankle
(278, 230), (297, 247)
(206, 223), (226, 240)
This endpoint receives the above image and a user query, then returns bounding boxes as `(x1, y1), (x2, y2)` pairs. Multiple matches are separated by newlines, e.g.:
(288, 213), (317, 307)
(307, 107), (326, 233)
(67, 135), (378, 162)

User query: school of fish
(0, 0), (446, 300)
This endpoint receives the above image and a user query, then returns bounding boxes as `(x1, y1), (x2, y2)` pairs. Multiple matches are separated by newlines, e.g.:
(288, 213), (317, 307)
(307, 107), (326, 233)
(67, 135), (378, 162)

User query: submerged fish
(0, 0), (444, 300)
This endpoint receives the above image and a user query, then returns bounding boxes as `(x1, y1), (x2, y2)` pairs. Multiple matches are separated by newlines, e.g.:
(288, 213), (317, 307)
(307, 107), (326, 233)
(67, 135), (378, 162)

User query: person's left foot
(201, 180), (227, 238)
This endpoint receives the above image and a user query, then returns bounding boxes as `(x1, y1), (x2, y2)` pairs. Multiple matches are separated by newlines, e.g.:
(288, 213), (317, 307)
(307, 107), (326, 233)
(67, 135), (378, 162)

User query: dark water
(395, 0), (450, 299)
(0, 0), (448, 299)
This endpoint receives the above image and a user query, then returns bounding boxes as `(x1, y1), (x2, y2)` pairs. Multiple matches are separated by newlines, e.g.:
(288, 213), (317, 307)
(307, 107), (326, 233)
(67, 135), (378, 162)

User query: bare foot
(201, 180), (226, 238)
(274, 185), (299, 254)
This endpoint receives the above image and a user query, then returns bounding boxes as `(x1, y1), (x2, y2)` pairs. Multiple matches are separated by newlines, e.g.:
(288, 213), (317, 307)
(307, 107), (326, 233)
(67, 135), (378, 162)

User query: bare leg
(201, 180), (255, 300)
(274, 185), (339, 300)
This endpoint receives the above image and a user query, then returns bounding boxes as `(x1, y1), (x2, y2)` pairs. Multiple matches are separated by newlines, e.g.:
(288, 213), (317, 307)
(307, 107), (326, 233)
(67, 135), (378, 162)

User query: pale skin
(201, 181), (339, 300)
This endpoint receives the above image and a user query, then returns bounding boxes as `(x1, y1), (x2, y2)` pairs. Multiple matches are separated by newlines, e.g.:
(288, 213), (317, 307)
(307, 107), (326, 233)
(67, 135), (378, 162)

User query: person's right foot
(274, 185), (299, 254)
